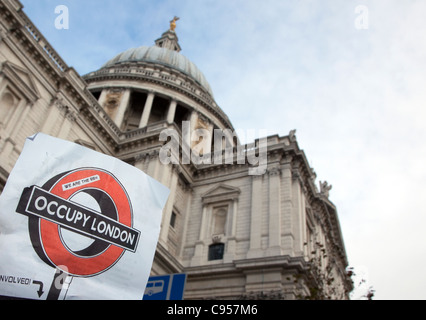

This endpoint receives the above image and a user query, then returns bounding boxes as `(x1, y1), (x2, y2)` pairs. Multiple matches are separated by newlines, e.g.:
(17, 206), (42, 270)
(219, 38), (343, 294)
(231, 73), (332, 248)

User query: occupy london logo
(16, 168), (140, 278)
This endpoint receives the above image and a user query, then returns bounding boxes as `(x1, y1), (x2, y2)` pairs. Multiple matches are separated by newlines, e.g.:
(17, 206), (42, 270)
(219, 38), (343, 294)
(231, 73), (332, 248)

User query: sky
(20, 0), (426, 300)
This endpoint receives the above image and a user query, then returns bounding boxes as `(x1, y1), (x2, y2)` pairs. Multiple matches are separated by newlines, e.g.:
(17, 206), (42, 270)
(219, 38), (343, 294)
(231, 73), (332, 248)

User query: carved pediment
(202, 184), (240, 204)
(0, 62), (39, 102)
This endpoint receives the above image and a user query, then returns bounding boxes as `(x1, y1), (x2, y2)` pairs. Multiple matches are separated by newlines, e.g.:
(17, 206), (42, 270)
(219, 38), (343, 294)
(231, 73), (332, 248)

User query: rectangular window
(170, 211), (177, 228)
(208, 243), (225, 261)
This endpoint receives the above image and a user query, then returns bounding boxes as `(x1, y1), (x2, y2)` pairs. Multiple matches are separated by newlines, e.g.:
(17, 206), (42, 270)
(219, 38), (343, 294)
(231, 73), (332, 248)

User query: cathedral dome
(84, 24), (235, 134)
(102, 45), (214, 97)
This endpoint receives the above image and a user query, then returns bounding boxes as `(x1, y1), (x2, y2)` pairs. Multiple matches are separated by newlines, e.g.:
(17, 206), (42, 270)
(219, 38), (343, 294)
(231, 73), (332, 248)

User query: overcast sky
(20, 0), (426, 300)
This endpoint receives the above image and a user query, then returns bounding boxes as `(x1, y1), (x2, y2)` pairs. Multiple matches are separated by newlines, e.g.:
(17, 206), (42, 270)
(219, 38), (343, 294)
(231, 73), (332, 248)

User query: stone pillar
(158, 165), (179, 248)
(281, 159), (294, 255)
(40, 98), (61, 134)
(266, 165), (282, 256)
(292, 169), (306, 257)
(4, 99), (29, 138)
(247, 175), (263, 259)
(231, 199), (238, 237)
(178, 188), (193, 258)
(191, 205), (208, 266)
(167, 99), (177, 124)
(98, 89), (108, 107)
(224, 199), (239, 263)
(189, 111), (198, 133)
(199, 205), (209, 242)
(57, 109), (76, 140)
(114, 89), (131, 128)
(139, 91), (155, 128)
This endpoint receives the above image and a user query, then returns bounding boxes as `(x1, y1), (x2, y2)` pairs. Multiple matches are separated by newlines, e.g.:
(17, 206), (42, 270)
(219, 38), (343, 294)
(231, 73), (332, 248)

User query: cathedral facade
(0, 0), (352, 299)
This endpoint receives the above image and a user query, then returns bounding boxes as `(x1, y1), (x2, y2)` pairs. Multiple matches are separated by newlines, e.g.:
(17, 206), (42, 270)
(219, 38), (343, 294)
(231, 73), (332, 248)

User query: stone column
(97, 89), (108, 107)
(292, 169), (306, 257)
(158, 165), (179, 248)
(266, 165), (282, 256)
(189, 111), (198, 133)
(139, 91), (155, 128)
(224, 199), (239, 263)
(4, 99), (29, 137)
(231, 199), (238, 237)
(281, 159), (294, 255)
(190, 205), (209, 266)
(0, 99), (28, 163)
(178, 188), (193, 258)
(114, 89), (131, 128)
(247, 175), (263, 259)
(167, 99), (177, 124)
(58, 109), (76, 140)
(40, 98), (61, 134)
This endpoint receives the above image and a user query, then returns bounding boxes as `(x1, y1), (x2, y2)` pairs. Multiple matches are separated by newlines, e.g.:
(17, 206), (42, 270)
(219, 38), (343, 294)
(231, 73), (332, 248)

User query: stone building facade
(0, 0), (352, 299)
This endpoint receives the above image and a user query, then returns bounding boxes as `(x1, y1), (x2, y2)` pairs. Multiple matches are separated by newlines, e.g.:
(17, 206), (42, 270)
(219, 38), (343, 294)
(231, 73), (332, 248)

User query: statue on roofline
(320, 181), (332, 198)
(170, 16), (180, 32)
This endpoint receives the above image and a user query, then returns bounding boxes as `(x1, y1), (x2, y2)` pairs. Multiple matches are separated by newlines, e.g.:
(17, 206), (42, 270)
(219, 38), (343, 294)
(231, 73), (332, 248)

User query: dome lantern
(155, 17), (182, 52)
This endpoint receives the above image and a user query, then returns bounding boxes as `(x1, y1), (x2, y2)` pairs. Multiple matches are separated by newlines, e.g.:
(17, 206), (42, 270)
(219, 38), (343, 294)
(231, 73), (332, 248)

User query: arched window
(208, 243), (225, 261)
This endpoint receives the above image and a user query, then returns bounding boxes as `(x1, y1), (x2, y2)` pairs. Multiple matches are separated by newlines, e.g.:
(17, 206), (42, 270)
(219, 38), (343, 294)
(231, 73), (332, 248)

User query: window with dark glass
(208, 243), (225, 261)
(170, 212), (177, 228)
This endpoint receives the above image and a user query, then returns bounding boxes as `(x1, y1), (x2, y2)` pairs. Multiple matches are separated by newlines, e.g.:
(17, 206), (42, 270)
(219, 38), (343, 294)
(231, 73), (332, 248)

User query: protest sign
(0, 133), (170, 300)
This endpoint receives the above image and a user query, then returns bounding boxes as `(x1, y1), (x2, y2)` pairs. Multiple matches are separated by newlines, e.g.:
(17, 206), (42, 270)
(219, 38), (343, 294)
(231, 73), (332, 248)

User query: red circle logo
(22, 168), (138, 277)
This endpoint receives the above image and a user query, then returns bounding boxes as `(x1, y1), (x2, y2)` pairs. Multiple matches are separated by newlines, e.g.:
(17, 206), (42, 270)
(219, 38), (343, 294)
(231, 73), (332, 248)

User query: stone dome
(102, 45), (214, 97)
(84, 28), (235, 133)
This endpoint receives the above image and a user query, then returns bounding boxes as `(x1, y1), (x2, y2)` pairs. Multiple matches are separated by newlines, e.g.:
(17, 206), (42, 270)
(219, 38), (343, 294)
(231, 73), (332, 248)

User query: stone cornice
(0, 61), (39, 102)
(185, 255), (307, 276)
(235, 255), (307, 273)
(0, 0), (68, 77)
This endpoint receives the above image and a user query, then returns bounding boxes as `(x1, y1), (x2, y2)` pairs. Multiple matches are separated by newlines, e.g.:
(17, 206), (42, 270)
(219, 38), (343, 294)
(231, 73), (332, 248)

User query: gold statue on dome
(170, 16), (180, 31)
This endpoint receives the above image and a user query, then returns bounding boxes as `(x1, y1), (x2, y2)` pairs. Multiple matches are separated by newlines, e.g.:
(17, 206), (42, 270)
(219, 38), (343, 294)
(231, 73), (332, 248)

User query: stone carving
(104, 92), (122, 109)
(289, 129), (297, 142)
(319, 181), (332, 198)
(212, 234), (222, 244)
(268, 166), (281, 176)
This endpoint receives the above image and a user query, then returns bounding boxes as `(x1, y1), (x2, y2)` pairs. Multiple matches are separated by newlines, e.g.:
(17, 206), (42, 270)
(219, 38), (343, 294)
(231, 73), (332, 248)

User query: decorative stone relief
(103, 90), (123, 119)
(268, 165), (281, 176)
